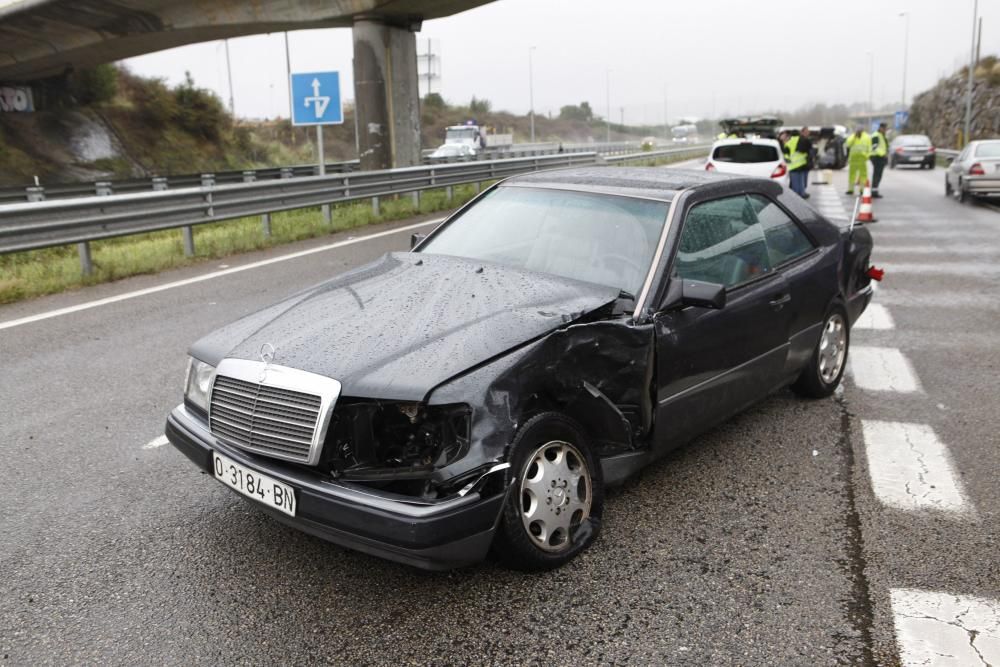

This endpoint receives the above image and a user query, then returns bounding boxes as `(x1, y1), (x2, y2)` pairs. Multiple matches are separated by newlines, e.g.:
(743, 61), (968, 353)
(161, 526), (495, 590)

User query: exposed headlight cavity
(185, 357), (216, 414)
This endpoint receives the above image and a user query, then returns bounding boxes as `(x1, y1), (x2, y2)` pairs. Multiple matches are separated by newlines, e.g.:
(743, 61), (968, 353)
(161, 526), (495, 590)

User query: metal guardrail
(0, 142), (642, 205)
(0, 145), (709, 274)
(936, 149), (960, 159)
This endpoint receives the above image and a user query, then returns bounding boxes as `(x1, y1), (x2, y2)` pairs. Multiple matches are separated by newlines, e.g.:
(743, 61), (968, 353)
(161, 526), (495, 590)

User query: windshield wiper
(617, 289), (636, 302)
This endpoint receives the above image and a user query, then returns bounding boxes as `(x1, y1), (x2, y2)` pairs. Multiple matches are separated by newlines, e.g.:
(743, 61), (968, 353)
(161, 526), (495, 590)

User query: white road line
(891, 589), (1000, 665)
(861, 420), (972, 514)
(0, 219), (443, 332)
(854, 303), (895, 330)
(849, 346), (922, 393)
(143, 435), (169, 450)
(876, 261), (1000, 277)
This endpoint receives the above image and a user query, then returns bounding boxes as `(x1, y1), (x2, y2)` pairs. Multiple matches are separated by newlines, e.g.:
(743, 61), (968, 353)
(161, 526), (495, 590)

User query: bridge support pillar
(352, 18), (421, 171)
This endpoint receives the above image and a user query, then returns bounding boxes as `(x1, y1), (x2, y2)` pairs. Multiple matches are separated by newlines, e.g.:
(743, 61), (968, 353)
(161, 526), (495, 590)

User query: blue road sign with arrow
(290, 71), (343, 126)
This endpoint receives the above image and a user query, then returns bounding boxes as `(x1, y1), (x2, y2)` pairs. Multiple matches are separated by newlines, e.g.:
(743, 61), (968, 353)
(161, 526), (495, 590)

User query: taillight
(895, 147), (904, 154)
(969, 163), (985, 176)
(928, 146), (936, 153)
(770, 163), (787, 178)
(705, 162), (715, 171)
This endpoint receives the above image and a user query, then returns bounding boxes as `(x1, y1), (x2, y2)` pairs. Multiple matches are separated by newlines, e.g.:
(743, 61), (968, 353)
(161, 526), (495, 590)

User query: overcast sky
(123, 0), (999, 125)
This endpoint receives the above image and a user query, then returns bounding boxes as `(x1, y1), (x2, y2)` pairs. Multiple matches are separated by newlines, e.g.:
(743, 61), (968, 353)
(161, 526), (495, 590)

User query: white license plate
(212, 451), (296, 516)
(907, 155), (923, 161)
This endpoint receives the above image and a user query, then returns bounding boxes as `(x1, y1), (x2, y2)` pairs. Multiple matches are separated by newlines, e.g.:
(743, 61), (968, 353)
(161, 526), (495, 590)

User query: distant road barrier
(0, 141), (643, 205)
(0, 145), (709, 274)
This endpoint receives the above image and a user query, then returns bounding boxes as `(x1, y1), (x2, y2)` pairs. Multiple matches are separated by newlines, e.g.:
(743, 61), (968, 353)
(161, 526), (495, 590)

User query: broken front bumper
(164, 405), (506, 570)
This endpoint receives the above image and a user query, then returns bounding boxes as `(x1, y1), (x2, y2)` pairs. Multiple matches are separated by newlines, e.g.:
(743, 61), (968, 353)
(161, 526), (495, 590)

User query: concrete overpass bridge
(0, 0), (495, 169)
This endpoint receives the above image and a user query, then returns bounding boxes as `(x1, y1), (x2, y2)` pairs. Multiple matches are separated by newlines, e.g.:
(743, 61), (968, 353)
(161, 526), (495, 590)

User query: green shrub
(67, 64), (118, 105)
(174, 72), (230, 141)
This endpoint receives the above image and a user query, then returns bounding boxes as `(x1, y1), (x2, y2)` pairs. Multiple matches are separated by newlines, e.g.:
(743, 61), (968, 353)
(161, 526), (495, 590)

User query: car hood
(192, 252), (621, 401)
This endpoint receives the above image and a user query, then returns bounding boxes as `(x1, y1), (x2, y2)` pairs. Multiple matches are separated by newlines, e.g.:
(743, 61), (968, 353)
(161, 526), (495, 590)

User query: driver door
(653, 195), (794, 452)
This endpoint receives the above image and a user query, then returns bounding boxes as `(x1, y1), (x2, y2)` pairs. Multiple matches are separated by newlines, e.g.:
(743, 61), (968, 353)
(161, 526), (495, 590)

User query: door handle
(769, 293), (791, 310)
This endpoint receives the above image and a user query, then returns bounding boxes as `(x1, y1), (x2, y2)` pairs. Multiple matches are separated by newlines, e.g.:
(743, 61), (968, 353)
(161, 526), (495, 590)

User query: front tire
(792, 306), (849, 399)
(494, 412), (603, 571)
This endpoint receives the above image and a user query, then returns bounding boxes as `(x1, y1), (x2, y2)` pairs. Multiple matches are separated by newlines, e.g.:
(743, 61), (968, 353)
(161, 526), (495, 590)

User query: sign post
(290, 71), (344, 223)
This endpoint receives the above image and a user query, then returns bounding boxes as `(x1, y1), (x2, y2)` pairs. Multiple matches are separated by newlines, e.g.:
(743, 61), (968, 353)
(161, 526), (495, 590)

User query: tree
(423, 92), (446, 109)
(469, 96), (492, 114)
(558, 102), (594, 122)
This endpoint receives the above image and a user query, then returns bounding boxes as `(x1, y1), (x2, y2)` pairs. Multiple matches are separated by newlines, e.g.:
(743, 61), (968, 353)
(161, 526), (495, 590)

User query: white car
(705, 138), (790, 189)
(429, 144), (476, 160)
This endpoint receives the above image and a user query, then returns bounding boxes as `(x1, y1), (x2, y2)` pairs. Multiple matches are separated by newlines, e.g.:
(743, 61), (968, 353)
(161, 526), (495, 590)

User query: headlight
(184, 357), (216, 414)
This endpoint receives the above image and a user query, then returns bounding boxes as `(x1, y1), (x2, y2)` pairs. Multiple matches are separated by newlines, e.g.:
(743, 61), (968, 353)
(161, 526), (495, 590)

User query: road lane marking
(861, 420), (972, 514)
(0, 219), (444, 332)
(849, 346), (922, 393)
(878, 261), (1000, 277)
(143, 435), (169, 450)
(891, 589), (1000, 665)
(854, 303), (895, 330)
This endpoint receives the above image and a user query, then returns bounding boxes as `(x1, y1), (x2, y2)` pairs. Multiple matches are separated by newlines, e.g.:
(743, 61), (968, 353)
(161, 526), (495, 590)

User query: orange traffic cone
(857, 180), (876, 223)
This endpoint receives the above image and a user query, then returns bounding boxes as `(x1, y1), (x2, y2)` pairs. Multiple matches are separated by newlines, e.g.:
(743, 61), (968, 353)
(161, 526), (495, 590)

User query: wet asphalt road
(0, 166), (997, 665)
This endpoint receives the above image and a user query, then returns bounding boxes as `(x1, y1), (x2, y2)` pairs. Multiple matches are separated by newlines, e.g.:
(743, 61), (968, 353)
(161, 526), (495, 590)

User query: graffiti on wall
(0, 86), (34, 112)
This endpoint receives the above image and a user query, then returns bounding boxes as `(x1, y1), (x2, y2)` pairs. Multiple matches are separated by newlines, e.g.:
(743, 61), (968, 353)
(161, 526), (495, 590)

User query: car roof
(712, 138), (781, 147)
(502, 166), (746, 202)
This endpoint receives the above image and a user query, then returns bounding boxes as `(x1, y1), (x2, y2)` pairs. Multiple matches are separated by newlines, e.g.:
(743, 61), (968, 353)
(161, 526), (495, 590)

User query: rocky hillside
(907, 55), (1000, 147)
(0, 66), (653, 188)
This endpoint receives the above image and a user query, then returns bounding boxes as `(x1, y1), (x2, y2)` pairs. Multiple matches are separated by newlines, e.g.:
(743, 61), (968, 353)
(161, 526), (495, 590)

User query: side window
(675, 196), (772, 288)
(747, 195), (814, 266)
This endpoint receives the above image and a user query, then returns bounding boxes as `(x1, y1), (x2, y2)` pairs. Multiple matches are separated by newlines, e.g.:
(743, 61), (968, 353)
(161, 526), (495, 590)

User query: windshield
(974, 142), (1000, 158)
(417, 186), (669, 295)
(899, 135), (931, 146)
(446, 127), (479, 142)
(713, 143), (780, 163)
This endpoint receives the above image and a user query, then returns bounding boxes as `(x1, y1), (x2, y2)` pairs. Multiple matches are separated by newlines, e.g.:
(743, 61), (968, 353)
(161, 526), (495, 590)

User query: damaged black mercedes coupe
(165, 167), (875, 570)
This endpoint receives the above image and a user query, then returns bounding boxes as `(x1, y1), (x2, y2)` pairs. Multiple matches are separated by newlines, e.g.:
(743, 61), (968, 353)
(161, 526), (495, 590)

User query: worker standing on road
(845, 126), (872, 195)
(786, 127), (813, 198)
(869, 122), (889, 198)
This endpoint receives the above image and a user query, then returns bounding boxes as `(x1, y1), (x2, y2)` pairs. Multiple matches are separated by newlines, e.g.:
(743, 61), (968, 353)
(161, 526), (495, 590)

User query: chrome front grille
(208, 359), (342, 465)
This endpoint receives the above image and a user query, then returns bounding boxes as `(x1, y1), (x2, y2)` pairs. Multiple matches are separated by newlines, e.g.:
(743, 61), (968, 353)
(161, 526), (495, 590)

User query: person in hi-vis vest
(869, 122), (889, 198)
(845, 127), (872, 195)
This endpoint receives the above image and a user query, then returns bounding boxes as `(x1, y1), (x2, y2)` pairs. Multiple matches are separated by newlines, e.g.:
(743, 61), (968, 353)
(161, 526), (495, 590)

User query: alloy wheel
(519, 440), (592, 552)
(818, 313), (847, 384)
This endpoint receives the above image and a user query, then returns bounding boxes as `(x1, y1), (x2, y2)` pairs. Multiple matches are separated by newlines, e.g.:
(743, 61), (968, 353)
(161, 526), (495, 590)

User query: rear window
(899, 135), (931, 146)
(974, 142), (1000, 158)
(712, 143), (779, 163)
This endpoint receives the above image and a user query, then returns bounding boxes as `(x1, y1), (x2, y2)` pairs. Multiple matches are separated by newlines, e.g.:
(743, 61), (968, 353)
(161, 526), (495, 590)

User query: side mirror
(945, 157), (955, 165)
(410, 233), (427, 250)
(660, 278), (727, 312)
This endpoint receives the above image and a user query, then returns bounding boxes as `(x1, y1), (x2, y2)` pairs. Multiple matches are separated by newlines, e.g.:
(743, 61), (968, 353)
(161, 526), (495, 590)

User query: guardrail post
(152, 177), (167, 191)
(77, 242), (93, 276)
(280, 167), (294, 179)
(26, 186), (44, 202)
(411, 190), (420, 210)
(371, 196), (380, 217)
(243, 171), (270, 238)
(475, 182), (481, 193)
(95, 181), (112, 197)
(446, 185), (453, 202)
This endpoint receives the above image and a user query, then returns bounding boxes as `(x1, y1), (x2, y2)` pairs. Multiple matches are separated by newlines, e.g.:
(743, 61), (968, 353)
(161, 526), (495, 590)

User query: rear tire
(792, 306), (849, 399)
(958, 180), (968, 204)
(494, 412), (603, 571)
(945, 177), (953, 197)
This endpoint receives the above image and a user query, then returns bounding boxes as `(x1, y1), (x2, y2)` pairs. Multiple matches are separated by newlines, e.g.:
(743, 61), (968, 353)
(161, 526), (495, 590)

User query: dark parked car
(165, 168), (875, 571)
(889, 134), (936, 169)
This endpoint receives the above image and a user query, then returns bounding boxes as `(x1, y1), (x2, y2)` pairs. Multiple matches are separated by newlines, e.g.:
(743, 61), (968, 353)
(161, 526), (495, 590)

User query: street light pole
(964, 0), (979, 146)
(528, 46), (536, 143)
(605, 69), (611, 144)
(900, 12), (910, 108)
(867, 51), (875, 117)
(224, 39), (235, 117)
